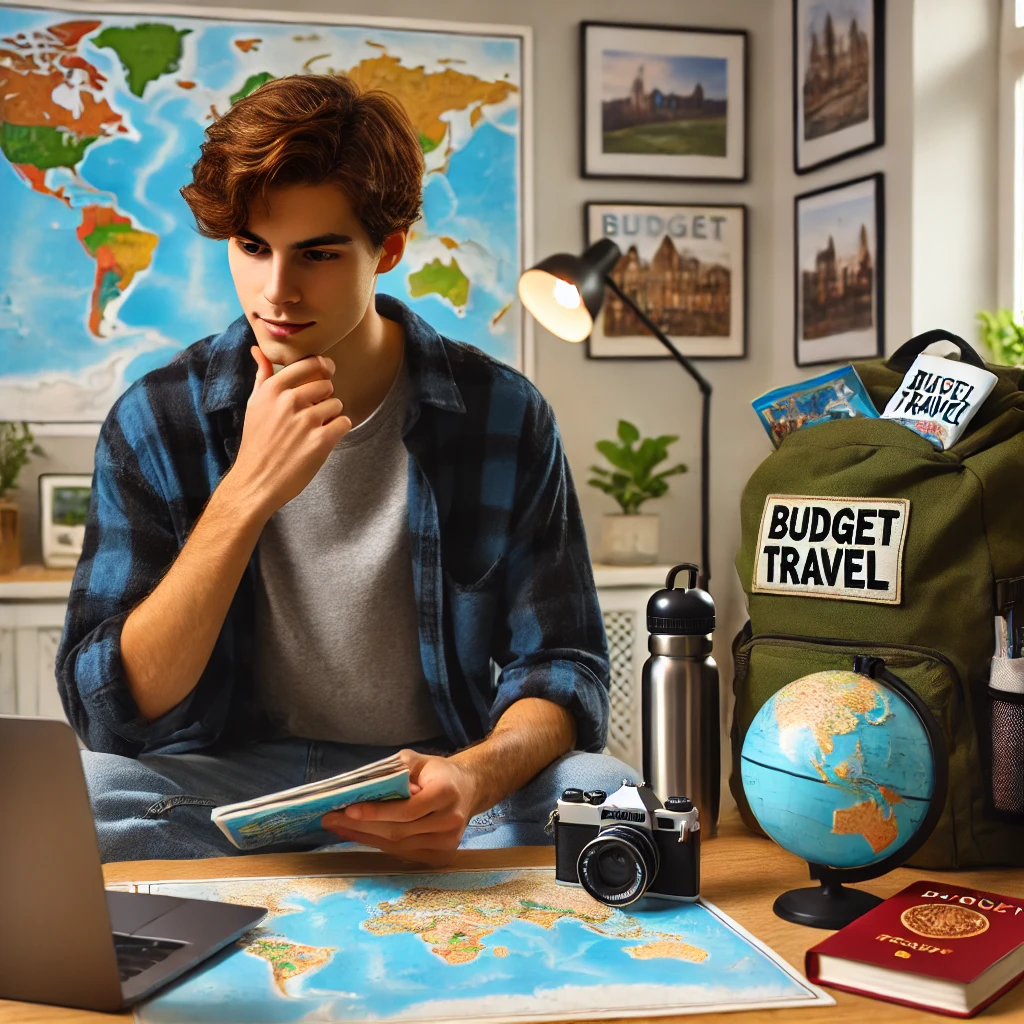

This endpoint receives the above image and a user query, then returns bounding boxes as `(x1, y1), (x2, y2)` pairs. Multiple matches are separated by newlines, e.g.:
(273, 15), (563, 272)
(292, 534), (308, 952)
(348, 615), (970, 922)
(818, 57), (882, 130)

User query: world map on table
(0, 3), (525, 422)
(132, 869), (833, 1023)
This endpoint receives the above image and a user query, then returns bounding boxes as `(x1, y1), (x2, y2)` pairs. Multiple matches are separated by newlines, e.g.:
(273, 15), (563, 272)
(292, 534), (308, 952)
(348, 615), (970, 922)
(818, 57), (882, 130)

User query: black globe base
(773, 882), (883, 930)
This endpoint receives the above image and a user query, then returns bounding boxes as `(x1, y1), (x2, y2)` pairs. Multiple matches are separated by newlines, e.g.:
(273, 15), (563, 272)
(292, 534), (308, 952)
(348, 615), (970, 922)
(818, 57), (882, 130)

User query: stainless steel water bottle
(641, 563), (720, 836)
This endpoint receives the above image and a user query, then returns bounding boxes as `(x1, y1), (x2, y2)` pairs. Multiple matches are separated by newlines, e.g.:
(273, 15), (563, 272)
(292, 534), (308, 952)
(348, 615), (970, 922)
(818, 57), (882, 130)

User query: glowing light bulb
(552, 277), (581, 310)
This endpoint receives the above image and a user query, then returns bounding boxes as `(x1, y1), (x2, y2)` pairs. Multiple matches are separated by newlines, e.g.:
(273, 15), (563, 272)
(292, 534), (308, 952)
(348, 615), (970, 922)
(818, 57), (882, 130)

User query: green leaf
(589, 465), (611, 477)
(617, 420), (640, 443)
(977, 307), (1024, 366)
(651, 463), (688, 482)
(634, 437), (669, 480)
(595, 439), (633, 472)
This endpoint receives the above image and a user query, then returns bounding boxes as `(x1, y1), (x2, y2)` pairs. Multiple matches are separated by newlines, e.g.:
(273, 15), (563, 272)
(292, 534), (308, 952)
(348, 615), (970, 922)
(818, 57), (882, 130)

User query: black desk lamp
(518, 238), (713, 583)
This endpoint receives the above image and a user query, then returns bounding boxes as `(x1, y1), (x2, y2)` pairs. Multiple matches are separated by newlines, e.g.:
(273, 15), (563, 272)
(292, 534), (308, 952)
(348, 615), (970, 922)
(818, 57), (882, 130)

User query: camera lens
(577, 824), (660, 907)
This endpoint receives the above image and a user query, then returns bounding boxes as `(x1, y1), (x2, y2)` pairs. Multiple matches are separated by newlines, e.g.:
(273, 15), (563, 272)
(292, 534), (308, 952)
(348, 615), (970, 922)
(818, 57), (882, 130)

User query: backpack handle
(887, 329), (986, 372)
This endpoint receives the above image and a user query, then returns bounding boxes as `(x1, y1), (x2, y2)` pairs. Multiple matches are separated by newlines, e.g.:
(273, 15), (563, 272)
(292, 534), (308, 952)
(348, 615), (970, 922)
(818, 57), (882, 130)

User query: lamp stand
(602, 275), (712, 585)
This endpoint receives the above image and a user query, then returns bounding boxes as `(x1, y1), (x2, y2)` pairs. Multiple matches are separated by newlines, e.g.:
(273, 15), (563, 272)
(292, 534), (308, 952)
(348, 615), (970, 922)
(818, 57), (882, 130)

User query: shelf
(1, 563), (673, 600)
(591, 564), (675, 588)
(0, 565), (75, 600)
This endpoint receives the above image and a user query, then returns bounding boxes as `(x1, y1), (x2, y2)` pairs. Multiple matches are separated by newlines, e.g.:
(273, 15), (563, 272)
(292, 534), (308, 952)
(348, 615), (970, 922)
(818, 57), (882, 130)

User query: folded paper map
(211, 755), (409, 850)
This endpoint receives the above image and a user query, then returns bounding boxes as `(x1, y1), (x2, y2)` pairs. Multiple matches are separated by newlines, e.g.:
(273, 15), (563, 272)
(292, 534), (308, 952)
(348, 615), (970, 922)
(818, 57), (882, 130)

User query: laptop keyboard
(113, 933), (187, 982)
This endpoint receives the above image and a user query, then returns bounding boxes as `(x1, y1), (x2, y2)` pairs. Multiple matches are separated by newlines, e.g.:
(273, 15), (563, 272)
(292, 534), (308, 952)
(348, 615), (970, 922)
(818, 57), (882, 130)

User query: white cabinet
(0, 565), (670, 765)
(0, 570), (74, 720)
(592, 564), (672, 777)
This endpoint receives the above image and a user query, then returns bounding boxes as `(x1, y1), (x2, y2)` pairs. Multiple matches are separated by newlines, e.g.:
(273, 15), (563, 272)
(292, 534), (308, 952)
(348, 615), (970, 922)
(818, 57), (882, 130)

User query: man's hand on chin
(320, 749), (480, 868)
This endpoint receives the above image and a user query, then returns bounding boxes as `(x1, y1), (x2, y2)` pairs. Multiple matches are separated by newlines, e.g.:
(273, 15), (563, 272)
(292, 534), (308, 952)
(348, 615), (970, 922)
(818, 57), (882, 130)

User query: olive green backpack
(730, 330), (1024, 868)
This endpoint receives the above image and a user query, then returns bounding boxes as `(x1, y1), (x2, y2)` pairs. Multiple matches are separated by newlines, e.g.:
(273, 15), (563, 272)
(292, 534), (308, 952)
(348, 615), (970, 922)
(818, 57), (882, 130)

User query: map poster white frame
(0, 0), (533, 428)
(585, 202), (746, 360)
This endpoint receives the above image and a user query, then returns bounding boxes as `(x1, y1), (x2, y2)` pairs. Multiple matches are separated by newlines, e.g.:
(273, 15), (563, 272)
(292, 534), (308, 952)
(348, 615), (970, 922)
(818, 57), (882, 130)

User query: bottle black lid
(647, 563), (715, 636)
(664, 796), (694, 812)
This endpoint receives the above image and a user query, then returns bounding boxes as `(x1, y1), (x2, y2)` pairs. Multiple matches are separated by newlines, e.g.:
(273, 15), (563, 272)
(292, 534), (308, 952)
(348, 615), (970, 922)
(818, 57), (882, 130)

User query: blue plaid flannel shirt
(56, 294), (610, 757)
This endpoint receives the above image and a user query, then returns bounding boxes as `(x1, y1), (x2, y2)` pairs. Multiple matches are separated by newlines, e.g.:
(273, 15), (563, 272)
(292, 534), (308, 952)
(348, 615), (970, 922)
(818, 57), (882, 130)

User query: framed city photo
(795, 173), (884, 367)
(582, 22), (747, 181)
(586, 202), (747, 359)
(793, 0), (885, 174)
(39, 473), (92, 569)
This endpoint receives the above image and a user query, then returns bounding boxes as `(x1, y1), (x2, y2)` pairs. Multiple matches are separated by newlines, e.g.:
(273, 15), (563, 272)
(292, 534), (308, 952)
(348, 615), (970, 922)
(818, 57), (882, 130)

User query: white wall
(912, 0), (1000, 341)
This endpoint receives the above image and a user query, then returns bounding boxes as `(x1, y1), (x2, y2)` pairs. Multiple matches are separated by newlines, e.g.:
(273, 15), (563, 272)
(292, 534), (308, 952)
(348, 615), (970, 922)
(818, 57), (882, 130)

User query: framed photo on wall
(793, 0), (885, 174)
(581, 22), (747, 181)
(39, 473), (92, 569)
(585, 202), (747, 359)
(795, 173), (884, 367)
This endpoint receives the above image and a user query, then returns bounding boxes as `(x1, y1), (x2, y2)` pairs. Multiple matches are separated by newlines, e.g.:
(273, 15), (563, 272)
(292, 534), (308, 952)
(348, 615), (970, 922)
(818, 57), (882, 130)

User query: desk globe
(740, 656), (948, 929)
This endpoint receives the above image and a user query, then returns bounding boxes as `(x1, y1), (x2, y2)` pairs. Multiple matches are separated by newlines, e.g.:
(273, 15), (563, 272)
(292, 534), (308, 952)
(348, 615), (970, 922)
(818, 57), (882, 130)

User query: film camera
(552, 780), (700, 907)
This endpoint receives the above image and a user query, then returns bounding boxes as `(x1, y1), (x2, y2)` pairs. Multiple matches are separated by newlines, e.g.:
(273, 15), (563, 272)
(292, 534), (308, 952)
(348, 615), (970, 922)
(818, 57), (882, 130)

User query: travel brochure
(752, 364), (877, 448)
(211, 755), (410, 851)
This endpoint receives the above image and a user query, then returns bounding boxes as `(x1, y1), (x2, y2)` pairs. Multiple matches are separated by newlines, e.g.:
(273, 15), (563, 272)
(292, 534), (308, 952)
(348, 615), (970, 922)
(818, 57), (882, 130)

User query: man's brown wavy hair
(181, 74), (424, 248)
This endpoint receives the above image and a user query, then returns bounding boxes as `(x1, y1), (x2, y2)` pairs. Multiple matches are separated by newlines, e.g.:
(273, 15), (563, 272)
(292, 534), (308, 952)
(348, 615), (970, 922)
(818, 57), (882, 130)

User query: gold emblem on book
(901, 903), (990, 940)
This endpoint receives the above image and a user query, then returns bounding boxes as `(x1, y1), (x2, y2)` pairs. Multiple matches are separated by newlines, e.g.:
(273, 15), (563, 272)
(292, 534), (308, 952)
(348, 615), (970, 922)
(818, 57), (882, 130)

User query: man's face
(227, 182), (405, 365)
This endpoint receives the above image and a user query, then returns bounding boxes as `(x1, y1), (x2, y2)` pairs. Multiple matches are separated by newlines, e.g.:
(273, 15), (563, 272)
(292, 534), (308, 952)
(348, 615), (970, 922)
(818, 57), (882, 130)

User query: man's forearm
(120, 469), (269, 721)
(450, 697), (577, 817)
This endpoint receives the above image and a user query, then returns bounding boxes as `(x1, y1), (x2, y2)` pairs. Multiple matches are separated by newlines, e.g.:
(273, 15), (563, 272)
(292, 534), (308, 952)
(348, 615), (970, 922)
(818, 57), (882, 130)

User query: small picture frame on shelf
(585, 202), (747, 359)
(795, 173), (884, 367)
(581, 21), (747, 181)
(39, 473), (92, 569)
(793, 0), (885, 174)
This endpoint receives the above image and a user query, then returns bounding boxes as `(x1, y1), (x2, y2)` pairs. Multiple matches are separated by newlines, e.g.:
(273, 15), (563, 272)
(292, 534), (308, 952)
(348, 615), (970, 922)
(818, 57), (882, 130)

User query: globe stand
(773, 880), (883, 930)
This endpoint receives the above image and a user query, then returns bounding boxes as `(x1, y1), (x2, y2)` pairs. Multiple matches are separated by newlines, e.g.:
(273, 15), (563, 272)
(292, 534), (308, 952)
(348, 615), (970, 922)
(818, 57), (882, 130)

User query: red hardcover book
(806, 880), (1024, 1017)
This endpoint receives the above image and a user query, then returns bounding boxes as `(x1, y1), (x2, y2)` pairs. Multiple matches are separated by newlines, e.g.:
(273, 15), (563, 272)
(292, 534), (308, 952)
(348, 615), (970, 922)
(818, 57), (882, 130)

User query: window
(1000, 0), (1024, 313)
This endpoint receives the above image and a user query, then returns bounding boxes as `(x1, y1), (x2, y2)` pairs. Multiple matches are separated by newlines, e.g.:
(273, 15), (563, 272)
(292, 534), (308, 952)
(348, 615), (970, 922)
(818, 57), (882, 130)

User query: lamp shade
(517, 238), (621, 342)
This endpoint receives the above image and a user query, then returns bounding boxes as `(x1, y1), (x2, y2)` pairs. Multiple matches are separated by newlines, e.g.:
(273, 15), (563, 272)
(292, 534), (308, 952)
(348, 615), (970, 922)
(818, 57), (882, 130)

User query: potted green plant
(0, 422), (46, 574)
(588, 420), (687, 565)
(977, 308), (1024, 366)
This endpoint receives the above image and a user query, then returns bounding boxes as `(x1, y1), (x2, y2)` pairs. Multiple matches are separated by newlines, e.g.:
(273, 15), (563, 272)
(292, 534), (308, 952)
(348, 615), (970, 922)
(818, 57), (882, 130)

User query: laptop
(0, 715), (266, 1011)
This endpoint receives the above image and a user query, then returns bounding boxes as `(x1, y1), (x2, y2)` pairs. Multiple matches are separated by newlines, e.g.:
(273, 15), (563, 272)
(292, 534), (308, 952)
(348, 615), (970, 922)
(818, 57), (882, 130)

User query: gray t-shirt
(253, 362), (443, 745)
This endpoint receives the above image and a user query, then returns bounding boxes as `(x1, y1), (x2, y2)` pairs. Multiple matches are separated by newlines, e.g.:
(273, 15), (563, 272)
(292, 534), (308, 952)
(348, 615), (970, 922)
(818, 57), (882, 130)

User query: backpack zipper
(738, 632), (968, 717)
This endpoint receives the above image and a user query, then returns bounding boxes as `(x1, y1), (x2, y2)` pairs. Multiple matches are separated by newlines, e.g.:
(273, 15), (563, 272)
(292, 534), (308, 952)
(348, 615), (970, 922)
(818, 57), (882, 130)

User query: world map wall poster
(0, 0), (529, 423)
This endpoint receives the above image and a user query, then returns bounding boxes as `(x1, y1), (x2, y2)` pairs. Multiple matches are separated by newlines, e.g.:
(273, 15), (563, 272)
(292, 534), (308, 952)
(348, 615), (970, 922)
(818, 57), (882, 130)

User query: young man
(56, 74), (632, 865)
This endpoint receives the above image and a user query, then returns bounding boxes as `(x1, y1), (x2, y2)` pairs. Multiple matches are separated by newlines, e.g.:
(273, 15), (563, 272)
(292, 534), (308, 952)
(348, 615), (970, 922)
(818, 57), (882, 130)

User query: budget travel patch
(752, 495), (909, 605)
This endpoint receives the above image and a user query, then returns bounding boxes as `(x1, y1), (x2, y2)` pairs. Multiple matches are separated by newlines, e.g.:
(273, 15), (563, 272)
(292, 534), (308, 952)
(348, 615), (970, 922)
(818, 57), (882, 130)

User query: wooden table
(3, 815), (1022, 1023)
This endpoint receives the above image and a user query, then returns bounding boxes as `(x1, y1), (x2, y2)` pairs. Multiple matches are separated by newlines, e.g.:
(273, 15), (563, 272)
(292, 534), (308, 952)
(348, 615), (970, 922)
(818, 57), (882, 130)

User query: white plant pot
(600, 513), (660, 566)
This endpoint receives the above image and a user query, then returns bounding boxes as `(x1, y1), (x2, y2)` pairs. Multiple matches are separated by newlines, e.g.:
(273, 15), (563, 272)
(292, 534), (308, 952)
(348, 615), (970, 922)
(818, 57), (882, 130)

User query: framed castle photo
(582, 22), (747, 181)
(585, 202), (747, 359)
(795, 173), (884, 367)
(793, 0), (885, 174)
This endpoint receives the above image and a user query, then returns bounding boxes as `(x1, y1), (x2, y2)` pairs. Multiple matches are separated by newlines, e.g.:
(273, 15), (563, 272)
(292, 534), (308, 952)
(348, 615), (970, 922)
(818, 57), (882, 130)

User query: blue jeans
(81, 738), (637, 862)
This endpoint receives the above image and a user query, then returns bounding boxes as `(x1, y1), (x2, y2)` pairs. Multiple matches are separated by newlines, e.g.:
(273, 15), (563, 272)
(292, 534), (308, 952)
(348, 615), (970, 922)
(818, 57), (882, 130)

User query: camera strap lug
(543, 809), (558, 837)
